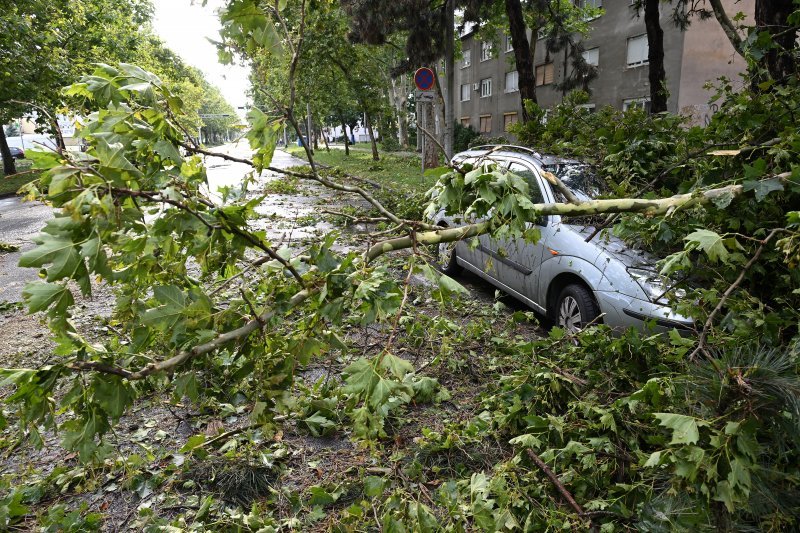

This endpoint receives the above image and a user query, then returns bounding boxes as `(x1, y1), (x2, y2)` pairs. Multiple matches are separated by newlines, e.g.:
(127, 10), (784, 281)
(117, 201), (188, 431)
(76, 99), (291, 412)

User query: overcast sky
(152, 0), (251, 111)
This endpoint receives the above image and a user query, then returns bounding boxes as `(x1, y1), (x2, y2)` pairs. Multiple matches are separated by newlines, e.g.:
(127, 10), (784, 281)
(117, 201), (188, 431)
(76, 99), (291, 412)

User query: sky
(152, 0), (251, 113)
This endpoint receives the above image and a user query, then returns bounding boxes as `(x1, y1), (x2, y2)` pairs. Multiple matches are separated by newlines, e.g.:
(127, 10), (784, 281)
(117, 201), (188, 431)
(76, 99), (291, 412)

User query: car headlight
(627, 268), (685, 305)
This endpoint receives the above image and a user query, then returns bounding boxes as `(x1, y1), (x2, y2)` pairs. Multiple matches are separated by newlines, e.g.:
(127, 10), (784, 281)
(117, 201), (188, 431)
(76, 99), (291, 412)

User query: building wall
(677, 0), (754, 125)
(455, 1), (753, 138)
(456, 34), (522, 137)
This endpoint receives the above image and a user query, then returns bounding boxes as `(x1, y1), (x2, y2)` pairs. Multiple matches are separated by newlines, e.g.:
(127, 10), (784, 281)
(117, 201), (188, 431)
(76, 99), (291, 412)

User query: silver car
(432, 146), (693, 333)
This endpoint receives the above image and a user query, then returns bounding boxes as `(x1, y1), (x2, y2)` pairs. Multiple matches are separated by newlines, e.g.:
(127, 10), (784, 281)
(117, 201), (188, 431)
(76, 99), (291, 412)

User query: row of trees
(273, 0), (799, 164)
(0, 0), (238, 176)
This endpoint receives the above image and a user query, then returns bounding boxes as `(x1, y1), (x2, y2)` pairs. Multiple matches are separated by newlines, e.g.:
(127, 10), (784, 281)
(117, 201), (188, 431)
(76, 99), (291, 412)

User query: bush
(379, 135), (402, 152)
(453, 122), (480, 153)
(467, 134), (510, 148)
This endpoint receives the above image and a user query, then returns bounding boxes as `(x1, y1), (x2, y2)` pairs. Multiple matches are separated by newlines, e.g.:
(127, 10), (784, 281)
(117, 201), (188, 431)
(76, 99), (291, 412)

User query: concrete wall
(677, 0), (753, 125)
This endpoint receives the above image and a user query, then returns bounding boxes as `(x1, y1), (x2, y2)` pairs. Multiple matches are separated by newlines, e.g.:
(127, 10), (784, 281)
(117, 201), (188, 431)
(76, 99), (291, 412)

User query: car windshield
(542, 162), (605, 201)
(542, 162), (609, 227)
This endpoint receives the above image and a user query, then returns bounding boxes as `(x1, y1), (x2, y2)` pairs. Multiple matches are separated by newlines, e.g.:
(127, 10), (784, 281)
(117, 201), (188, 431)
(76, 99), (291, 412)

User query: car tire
(555, 284), (600, 333)
(435, 226), (462, 276)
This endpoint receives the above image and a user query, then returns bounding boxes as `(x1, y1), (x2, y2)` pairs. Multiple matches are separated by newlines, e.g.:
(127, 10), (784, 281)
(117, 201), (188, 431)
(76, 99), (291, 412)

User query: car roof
(455, 145), (578, 167)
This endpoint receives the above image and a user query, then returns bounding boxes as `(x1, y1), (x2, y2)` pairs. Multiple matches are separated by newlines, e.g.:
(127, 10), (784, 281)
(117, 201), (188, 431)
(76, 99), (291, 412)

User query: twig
(524, 448), (594, 529)
(417, 124), (450, 165)
(689, 228), (782, 360)
(201, 422), (259, 448)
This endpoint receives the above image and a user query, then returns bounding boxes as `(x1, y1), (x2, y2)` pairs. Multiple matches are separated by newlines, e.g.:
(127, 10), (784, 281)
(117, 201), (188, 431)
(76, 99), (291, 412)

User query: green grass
(286, 146), (440, 193)
(1, 161), (42, 196)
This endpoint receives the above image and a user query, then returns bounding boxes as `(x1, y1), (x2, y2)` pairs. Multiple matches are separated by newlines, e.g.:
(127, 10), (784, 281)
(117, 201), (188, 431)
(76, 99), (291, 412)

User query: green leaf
(654, 413), (702, 445)
(743, 177), (784, 202)
(180, 434), (207, 453)
(364, 476), (386, 497)
(19, 233), (83, 282)
(380, 353), (413, 379)
(22, 282), (74, 314)
(439, 274), (469, 295)
(684, 229), (729, 263)
(141, 285), (188, 331)
(154, 139), (183, 164)
(342, 358), (376, 396)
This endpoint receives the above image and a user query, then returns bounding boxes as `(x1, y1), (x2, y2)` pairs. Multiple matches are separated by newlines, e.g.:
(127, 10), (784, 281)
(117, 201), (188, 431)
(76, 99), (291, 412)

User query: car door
(475, 160), (550, 310)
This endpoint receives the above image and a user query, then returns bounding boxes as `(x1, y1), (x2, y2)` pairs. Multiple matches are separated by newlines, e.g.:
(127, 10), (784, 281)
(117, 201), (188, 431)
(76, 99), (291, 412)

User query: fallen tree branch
(68, 288), (314, 380)
(689, 228), (782, 360)
(366, 175), (791, 263)
(525, 448), (593, 528)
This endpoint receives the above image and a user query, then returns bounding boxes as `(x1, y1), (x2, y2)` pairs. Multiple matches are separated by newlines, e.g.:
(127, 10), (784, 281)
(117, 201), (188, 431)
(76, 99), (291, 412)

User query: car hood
(568, 224), (659, 270)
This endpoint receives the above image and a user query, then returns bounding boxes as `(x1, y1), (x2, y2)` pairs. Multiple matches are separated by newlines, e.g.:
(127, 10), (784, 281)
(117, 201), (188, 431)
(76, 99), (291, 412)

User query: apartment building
(455, 0), (753, 138)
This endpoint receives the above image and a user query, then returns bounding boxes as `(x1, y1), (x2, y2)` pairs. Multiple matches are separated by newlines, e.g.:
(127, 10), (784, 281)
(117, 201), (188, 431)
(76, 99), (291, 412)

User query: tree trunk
(320, 124), (330, 152)
(755, 0), (797, 84)
(339, 117), (350, 156)
(645, 0), (668, 113)
(444, 0), (455, 159)
(0, 127), (17, 176)
(422, 102), (438, 169)
(365, 111), (379, 161)
(506, 0), (537, 121)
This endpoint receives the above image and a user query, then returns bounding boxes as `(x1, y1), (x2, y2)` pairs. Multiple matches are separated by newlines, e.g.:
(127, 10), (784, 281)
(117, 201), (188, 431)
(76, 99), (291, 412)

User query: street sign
(415, 90), (435, 102)
(414, 67), (435, 91)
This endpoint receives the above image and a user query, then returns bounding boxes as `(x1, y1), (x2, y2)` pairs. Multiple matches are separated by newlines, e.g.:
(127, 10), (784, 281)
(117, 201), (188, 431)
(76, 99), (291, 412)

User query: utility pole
(444, 0), (455, 159)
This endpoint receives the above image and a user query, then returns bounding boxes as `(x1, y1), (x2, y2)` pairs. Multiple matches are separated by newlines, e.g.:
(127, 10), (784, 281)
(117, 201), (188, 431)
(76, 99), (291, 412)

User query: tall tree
(643, 0), (667, 113)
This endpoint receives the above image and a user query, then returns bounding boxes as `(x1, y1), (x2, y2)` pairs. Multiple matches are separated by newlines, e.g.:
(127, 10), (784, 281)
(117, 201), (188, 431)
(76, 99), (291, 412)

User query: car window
(508, 162), (544, 203)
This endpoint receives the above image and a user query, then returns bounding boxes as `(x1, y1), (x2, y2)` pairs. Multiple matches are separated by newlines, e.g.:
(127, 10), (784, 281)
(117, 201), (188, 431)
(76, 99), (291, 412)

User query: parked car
(1, 147), (25, 160)
(431, 145), (693, 334)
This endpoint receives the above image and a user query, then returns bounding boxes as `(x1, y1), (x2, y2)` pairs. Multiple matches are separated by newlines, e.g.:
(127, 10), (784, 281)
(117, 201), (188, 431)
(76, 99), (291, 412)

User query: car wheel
(435, 227), (462, 276)
(556, 284), (600, 333)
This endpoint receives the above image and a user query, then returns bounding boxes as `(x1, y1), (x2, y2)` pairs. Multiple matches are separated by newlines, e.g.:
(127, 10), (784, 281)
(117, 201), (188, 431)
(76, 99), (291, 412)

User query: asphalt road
(0, 145), (306, 303)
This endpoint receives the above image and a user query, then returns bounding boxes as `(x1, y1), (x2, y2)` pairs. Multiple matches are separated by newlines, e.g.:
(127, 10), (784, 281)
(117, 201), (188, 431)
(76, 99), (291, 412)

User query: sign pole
(420, 102), (425, 176)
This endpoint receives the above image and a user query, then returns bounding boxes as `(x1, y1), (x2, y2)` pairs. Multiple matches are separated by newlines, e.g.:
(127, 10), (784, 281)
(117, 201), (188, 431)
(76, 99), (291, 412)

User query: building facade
(455, 0), (753, 138)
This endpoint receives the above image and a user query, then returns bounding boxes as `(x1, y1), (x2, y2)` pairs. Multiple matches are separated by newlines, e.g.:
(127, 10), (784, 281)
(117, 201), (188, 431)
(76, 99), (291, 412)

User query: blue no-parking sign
(414, 67), (435, 91)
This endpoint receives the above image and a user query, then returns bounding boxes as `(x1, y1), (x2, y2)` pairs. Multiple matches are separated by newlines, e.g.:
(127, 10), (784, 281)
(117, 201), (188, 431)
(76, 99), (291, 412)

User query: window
(535, 63), (554, 86)
(480, 41), (493, 61)
(480, 77), (492, 97)
(505, 35), (514, 53)
(504, 71), (519, 93)
(576, 103), (596, 113)
(479, 115), (492, 133)
(460, 83), (471, 102)
(460, 117), (471, 127)
(503, 113), (518, 131)
(508, 163), (544, 204)
(626, 34), (649, 67)
(574, 0), (602, 8)
(623, 97), (652, 112)
(462, 49), (472, 68)
(582, 47), (599, 67)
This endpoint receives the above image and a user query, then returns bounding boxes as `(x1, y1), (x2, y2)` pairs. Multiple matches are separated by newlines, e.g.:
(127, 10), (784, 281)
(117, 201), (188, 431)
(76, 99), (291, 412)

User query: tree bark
(444, 0), (455, 159)
(422, 102), (438, 169)
(319, 124), (330, 152)
(0, 127), (17, 176)
(365, 110), (379, 161)
(755, 0), (798, 84)
(708, 0), (745, 56)
(645, 0), (668, 113)
(506, 0), (537, 121)
(338, 115), (350, 156)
